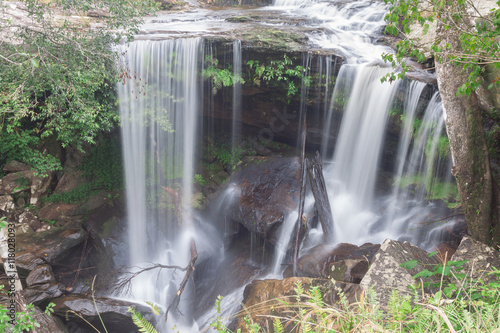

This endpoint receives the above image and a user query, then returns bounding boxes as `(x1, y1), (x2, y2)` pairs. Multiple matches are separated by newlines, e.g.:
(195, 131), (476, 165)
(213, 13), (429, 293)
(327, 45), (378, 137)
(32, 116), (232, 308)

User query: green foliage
(206, 139), (256, 172)
(44, 137), (123, 204)
(128, 307), (159, 333)
(396, 174), (459, 206)
(194, 174), (207, 186)
(0, 284), (56, 333)
(203, 56), (245, 94)
(0, 128), (62, 176)
(247, 54), (310, 98)
(203, 54), (311, 99)
(81, 138), (124, 191)
(0, 0), (158, 173)
(381, 0), (500, 96)
(230, 267), (500, 332)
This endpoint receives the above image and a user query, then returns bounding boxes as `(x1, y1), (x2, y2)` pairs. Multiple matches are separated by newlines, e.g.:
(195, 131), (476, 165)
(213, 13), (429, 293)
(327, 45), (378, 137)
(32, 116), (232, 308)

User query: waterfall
(232, 40), (242, 164)
(113, 0), (459, 328)
(382, 93), (454, 249)
(117, 38), (210, 327)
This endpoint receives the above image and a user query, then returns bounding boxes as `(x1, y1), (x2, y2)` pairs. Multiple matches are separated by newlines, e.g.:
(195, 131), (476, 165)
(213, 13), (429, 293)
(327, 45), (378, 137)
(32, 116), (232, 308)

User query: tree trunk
(435, 11), (500, 245)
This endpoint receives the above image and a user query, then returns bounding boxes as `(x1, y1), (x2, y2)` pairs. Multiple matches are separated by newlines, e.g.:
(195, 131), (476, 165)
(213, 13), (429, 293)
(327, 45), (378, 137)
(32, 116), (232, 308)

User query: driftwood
(111, 239), (198, 322)
(293, 119), (308, 276)
(164, 239), (197, 321)
(307, 151), (334, 241)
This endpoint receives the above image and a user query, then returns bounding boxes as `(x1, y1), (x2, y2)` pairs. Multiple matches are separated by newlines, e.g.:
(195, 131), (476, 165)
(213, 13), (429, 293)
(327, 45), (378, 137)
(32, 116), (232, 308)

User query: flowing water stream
(116, 0), (457, 330)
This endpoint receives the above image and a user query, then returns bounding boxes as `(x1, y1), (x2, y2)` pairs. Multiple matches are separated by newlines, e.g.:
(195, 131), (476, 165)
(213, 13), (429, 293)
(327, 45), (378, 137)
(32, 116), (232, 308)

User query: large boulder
(24, 283), (64, 305)
(450, 236), (500, 282)
(0, 195), (15, 212)
(219, 156), (301, 245)
(18, 209), (42, 231)
(38, 203), (80, 223)
(237, 277), (360, 329)
(360, 239), (440, 305)
(0, 169), (54, 208)
(296, 243), (380, 283)
(32, 306), (68, 333)
(15, 222), (86, 274)
(2, 160), (30, 173)
(26, 264), (56, 286)
(52, 295), (156, 333)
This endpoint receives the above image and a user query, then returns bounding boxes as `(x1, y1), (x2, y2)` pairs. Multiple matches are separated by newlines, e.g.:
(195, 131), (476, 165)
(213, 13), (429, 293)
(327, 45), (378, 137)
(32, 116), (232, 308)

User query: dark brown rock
(297, 243), (380, 282)
(52, 295), (156, 333)
(32, 305), (68, 333)
(16, 223), (86, 273)
(25, 283), (64, 304)
(54, 170), (86, 194)
(26, 264), (56, 286)
(221, 156), (301, 245)
(38, 203), (80, 222)
(237, 277), (360, 329)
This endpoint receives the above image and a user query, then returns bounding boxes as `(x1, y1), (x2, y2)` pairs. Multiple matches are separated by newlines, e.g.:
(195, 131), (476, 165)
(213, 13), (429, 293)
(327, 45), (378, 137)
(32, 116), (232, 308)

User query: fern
(308, 285), (323, 308)
(273, 318), (283, 333)
(128, 307), (159, 333)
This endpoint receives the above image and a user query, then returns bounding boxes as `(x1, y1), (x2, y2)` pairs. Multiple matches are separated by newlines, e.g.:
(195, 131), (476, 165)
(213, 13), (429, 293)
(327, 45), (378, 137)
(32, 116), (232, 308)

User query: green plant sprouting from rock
(203, 56), (245, 94)
(203, 54), (311, 98)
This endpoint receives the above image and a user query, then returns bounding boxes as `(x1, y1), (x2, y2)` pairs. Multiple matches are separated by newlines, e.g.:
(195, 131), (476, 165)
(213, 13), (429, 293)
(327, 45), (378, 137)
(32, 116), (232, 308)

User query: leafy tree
(0, 0), (158, 174)
(382, 0), (500, 245)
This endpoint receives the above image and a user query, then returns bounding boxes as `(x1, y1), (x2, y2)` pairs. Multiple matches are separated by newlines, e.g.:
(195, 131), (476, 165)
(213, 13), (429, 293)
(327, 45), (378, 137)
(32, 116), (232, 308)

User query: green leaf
(30, 58), (39, 68)
(401, 260), (418, 270)
(413, 269), (434, 279)
(447, 260), (468, 267)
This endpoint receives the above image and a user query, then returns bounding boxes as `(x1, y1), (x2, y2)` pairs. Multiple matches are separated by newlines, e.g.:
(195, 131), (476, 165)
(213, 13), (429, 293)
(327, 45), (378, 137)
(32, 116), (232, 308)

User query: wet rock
(360, 239), (440, 305)
(16, 223), (86, 274)
(0, 195), (15, 212)
(237, 277), (360, 329)
(297, 243), (380, 282)
(26, 264), (56, 286)
(52, 295), (156, 333)
(221, 156), (301, 245)
(450, 236), (500, 283)
(25, 283), (64, 305)
(32, 305), (68, 333)
(2, 160), (30, 173)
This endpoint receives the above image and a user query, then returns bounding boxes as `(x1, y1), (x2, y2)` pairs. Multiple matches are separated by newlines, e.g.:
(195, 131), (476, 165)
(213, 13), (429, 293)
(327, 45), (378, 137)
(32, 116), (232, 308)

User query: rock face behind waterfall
(221, 156), (301, 245)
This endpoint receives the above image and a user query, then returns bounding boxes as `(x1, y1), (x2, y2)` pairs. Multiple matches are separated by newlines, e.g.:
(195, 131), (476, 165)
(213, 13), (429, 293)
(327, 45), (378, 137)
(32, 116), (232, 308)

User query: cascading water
(114, 0), (459, 329)
(118, 38), (222, 329)
(231, 40), (242, 163)
(381, 92), (454, 249)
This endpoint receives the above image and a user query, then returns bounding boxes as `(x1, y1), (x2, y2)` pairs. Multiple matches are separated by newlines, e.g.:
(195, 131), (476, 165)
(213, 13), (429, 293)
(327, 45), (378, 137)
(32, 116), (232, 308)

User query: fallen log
(307, 151), (334, 241)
